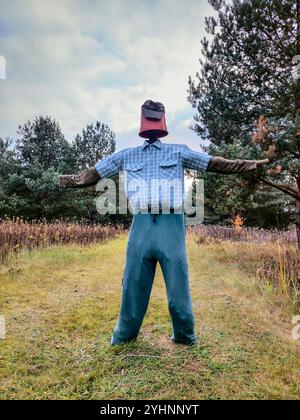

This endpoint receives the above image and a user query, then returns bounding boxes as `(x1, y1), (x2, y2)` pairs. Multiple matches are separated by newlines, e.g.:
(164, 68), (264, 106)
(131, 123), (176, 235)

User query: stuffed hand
(59, 167), (100, 188)
(207, 157), (269, 174)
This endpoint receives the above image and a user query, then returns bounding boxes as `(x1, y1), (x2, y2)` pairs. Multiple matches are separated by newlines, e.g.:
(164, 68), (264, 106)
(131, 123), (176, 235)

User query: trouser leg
(158, 215), (196, 345)
(111, 216), (157, 345)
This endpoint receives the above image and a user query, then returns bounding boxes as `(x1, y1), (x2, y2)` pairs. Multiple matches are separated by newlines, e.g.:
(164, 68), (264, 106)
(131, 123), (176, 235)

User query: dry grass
(191, 228), (300, 313)
(0, 236), (300, 400)
(0, 219), (121, 263)
(190, 225), (297, 245)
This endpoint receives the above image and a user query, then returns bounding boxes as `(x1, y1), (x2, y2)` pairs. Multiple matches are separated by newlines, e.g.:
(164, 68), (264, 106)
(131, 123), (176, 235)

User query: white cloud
(179, 119), (194, 129)
(0, 0), (216, 149)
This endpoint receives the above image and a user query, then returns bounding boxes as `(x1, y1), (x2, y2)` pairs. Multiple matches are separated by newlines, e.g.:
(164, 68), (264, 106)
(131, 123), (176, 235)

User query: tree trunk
(295, 1), (300, 250)
(296, 1), (300, 108)
(296, 199), (300, 250)
(298, 0), (300, 53)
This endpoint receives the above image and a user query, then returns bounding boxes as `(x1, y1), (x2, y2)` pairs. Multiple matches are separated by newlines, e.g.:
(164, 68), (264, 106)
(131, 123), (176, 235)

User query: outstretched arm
(182, 146), (269, 174)
(59, 150), (124, 188)
(207, 157), (269, 174)
(59, 167), (101, 188)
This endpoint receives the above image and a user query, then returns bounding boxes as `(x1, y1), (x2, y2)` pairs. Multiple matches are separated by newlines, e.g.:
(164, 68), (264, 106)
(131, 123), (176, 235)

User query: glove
(59, 167), (101, 188)
(207, 157), (269, 174)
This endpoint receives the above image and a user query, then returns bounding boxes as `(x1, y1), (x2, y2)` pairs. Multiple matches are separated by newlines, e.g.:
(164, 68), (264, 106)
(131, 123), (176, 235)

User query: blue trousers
(111, 213), (196, 345)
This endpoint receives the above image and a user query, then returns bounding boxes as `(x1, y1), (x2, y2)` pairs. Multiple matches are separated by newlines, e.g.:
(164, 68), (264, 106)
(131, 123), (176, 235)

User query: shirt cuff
(95, 161), (106, 178)
(203, 154), (213, 172)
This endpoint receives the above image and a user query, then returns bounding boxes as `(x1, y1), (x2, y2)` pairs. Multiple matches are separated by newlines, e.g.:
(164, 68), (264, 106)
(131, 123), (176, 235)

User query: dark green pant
(111, 213), (196, 345)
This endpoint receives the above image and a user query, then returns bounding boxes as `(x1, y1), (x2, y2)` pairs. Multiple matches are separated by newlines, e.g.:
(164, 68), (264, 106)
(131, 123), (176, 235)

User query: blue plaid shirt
(95, 139), (212, 212)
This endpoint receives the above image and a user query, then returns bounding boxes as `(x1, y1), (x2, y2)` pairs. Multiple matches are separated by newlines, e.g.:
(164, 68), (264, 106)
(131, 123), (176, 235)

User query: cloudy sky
(0, 0), (216, 151)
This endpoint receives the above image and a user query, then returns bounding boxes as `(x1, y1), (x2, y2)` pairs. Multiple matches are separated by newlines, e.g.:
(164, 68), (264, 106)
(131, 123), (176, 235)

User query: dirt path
(0, 237), (299, 400)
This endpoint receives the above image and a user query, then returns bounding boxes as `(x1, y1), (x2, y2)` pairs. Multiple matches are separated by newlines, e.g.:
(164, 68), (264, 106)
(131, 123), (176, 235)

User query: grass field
(0, 235), (300, 400)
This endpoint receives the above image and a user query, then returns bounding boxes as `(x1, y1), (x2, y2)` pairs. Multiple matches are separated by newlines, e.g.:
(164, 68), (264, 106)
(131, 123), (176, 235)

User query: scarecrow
(59, 100), (268, 345)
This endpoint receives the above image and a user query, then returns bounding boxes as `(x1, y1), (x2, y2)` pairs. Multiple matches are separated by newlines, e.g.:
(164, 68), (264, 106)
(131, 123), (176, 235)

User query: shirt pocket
(125, 163), (144, 172)
(159, 159), (179, 180)
(124, 163), (144, 183)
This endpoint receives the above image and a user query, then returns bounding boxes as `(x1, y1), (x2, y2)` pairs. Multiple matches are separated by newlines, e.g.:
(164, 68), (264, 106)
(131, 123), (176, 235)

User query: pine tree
(73, 121), (116, 170)
(188, 0), (300, 247)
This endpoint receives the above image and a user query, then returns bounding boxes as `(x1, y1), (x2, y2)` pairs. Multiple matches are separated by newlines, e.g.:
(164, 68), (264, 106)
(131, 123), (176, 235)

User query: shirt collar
(142, 139), (162, 150)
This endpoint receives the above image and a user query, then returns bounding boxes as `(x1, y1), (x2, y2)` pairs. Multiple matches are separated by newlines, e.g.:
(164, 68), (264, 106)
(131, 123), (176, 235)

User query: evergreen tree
(73, 121), (116, 170)
(67, 122), (117, 222)
(188, 0), (300, 247)
(17, 116), (74, 172)
(0, 117), (119, 222)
